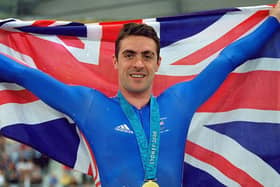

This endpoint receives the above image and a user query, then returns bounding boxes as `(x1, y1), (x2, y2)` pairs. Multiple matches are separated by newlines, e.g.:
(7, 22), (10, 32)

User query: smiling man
(0, 2), (280, 187)
(113, 24), (161, 109)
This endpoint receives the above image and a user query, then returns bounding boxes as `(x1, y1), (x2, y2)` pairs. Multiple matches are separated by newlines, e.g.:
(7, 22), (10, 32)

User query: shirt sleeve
(0, 53), (94, 122)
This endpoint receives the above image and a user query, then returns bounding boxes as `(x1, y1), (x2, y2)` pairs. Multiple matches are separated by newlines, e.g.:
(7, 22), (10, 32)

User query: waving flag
(0, 4), (280, 187)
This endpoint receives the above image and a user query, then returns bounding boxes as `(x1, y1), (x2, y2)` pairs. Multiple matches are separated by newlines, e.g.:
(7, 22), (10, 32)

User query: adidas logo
(115, 117), (169, 134)
(115, 124), (134, 134)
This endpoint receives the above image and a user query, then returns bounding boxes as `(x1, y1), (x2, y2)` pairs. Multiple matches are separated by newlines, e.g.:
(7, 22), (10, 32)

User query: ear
(155, 56), (162, 72)
(113, 55), (118, 69)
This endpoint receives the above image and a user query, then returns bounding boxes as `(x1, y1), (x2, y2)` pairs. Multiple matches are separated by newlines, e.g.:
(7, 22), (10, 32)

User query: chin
(126, 86), (150, 94)
(129, 89), (147, 93)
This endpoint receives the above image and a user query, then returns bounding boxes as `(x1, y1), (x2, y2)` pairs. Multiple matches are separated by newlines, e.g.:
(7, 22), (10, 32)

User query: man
(0, 2), (280, 187)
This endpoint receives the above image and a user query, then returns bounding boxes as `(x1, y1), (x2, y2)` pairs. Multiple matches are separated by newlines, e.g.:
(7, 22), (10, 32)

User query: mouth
(130, 74), (145, 78)
(129, 73), (146, 78)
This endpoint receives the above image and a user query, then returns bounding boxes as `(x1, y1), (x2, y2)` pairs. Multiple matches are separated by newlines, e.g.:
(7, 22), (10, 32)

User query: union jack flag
(0, 4), (279, 187)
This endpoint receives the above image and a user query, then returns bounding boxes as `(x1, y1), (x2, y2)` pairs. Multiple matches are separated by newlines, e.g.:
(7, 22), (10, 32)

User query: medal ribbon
(118, 92), (160, 180)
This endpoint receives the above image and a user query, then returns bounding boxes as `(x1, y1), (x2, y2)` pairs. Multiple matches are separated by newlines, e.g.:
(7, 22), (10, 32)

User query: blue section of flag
(17, 22), (87, 37)
(158, 8), (239, 48)
(0, 118), (79, 167)
(183, 163), (226, 187)
(206, 121), (280, 173)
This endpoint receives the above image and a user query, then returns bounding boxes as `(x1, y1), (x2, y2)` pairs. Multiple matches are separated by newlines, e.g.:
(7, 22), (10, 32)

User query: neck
(119, 89), (151, 109)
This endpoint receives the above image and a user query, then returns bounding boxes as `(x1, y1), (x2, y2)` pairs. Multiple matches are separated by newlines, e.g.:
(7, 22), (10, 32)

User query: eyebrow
(122, 50), (155, 56)
(142, 51), (155, 56)
(122, 50), (136, 55)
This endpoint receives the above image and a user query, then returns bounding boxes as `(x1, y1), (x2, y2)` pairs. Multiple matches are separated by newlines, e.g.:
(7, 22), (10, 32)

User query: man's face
(114, 35), (161, 94)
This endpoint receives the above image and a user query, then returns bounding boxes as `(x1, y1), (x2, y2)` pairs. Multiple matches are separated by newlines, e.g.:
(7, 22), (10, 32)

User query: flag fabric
(0, 4), (280, 187)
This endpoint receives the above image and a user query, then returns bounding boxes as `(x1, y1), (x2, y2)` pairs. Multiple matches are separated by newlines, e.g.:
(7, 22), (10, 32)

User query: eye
(144, 55), (152, 59)
(143, 53), (154, 61)
(126, 54), (132, 58)
(124, 52), (135, 59)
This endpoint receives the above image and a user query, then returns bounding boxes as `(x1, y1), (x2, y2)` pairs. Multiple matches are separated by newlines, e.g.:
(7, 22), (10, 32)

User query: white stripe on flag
(0, 19), (35, 32)
(74, 127), (92, 174)
(0, 44), (37, 68)
(191, 109), (280, 126)
(0, 101), (66, 128)
(237, 5), (272, 11)
(157, 56), (280, 76)
(234, 58), (280, 73)
(143, 18), (160, 40)
(0, 83), (25, 91)
(79, 132), (101, 186)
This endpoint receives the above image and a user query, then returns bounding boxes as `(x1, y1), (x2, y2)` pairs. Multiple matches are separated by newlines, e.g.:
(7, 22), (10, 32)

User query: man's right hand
(270, 0), (280, 22)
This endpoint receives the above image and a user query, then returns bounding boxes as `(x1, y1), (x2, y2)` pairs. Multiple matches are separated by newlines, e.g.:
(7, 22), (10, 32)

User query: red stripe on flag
(99, 19), (142, 41)
(96, 181), (101, 187)
(153, 74), (195, 95)
(173, 10), (268, 65)
(198, 71), (280, 112)
(32, 20), (56, 27)
(186, 141), (263, 187)
(57, 35), (85, 49)
(0, 90), (38, 105)
(87, 164), (93, 176)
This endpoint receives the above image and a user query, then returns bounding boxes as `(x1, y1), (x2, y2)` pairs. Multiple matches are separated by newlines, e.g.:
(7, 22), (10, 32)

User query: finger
(276, 0), (280, 8)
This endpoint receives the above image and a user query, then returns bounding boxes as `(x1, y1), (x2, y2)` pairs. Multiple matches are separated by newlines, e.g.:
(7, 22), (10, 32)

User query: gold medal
(142, 180), (159, 187)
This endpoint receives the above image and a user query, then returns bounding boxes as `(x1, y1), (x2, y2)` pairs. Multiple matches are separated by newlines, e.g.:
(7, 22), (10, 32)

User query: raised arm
(183, 3), (280, 109)
(0, 53), (94, 122)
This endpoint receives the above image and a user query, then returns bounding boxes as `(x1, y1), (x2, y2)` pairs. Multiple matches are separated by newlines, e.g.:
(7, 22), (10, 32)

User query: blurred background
(0, 0), (275, 187)
(0, 136), (94, 187)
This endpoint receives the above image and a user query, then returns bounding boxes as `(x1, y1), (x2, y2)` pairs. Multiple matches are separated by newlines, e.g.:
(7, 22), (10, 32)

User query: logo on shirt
(115, 117), (169, 134)
(114, 124), (134, 134)
(160, 117), (169, 133)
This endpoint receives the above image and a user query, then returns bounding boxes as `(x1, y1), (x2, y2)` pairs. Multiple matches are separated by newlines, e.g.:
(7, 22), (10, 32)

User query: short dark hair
(115, 23), (160, 60)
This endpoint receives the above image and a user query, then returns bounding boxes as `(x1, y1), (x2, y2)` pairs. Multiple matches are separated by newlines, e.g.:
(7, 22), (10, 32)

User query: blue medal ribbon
(118, 92), (160, 181)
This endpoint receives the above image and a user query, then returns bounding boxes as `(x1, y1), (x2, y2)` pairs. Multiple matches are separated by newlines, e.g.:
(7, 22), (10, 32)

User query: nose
(133, 56), (144, 68)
